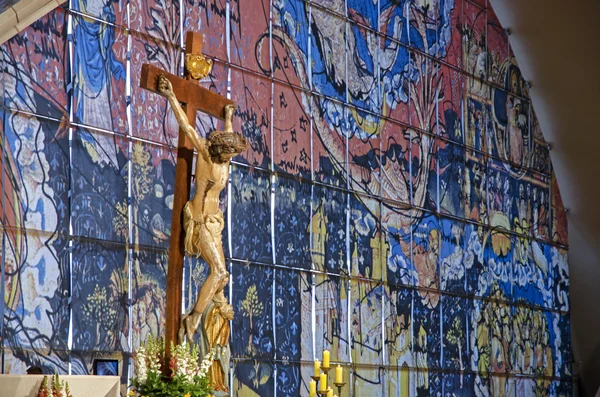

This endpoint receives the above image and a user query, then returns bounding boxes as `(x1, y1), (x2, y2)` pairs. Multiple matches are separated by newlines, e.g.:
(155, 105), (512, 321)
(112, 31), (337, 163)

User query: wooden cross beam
(139, 32), (233, 358)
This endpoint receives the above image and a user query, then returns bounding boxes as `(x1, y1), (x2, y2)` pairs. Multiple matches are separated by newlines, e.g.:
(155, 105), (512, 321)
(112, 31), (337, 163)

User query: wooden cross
(139, 32), (233, 359)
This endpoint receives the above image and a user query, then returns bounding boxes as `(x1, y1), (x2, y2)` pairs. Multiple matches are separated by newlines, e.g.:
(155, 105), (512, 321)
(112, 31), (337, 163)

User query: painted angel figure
(157, 75), (248, 342)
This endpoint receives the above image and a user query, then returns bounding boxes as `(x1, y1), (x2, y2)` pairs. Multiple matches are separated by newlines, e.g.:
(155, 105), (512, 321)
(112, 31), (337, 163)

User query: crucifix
(139, 32), (247, 390)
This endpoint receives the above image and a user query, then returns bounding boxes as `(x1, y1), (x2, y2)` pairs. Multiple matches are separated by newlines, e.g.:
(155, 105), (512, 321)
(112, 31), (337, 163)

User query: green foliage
(130, 370), (211, 397)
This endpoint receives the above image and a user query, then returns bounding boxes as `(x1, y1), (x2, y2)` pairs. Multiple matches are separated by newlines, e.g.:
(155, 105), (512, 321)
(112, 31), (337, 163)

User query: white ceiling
(489, 0), (600, 394)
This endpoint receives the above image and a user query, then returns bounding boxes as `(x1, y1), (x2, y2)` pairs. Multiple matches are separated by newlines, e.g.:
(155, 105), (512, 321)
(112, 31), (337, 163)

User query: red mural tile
(462, 0), (487, 80)
(444, 0), (464, 68)
(273, 82), (311, 178)
(487, 7), (509, 88)
(2, 8), (68, 117)
(347, 106), (381, 197)
(381, 119), (411, 206)
(312, 101), (347, 187)
(194, 60), (228, 138)
(183, 0), (228, 61)
(130, 35), (182, 146)
(130, 0), (181, 45)
(230, 0), (271, 75)
(71, 19), (128, 134)
(230, 68), (272, 168)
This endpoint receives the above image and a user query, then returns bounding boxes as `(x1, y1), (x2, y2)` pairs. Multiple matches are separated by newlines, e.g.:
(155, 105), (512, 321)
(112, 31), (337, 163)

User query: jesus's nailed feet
(178, 312), (202, 343)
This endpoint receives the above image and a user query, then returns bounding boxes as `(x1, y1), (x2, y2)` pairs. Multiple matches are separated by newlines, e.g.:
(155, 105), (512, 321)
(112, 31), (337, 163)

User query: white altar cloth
(0, 374), (120, 397)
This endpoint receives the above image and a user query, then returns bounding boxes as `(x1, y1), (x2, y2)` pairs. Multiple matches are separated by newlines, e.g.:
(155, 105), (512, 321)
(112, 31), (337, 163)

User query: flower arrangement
(37, 374), (74, 397)
(129, 337), (213, 397)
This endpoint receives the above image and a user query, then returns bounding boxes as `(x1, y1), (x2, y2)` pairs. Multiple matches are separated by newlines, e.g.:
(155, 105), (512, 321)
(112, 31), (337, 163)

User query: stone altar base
(0, 374), (120, 397)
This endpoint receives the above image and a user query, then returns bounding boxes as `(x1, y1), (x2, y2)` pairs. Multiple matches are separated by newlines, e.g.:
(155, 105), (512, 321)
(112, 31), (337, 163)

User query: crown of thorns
(208, 130), (248, 156)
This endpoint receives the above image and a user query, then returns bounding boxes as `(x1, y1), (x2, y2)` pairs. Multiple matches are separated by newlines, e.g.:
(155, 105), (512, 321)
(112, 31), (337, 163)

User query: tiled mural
(1, 0), (571, 396)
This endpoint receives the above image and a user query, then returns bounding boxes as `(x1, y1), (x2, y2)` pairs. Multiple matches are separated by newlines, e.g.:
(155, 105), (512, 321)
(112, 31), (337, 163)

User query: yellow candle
(309, 380), (316, 397)
(323, 350), (330, 367)
(327, 388), (333, 397)
(314, 360), (321, 377)
(320, 373), (327, 391)
(335, 364), (343, 383)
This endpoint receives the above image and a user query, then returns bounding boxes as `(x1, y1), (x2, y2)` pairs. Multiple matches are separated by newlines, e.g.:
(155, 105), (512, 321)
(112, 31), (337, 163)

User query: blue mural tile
(2, 347), (69, 375)
(275, 174), (311, 268)
(131, 249), (168, 349)
(350, 194), (383, 280)
(272, 0), (310, 83)
(275, 268), (312, 362)
(231, 263), (274, 360)
(71, 129), (128, 243)
(312, 98), (348, 187)
(410, 132), (438, 212)
(383, 206), (413, 287)
(384, 285), (412, 367)
(439, 140), (466, 218)
(442, 295), (468, 371)
(310, 6), (346, 101)
(464, 223), (485, 297)
(482, 229), (512, 299)
(439, 218), (466, 294)
(71, 240), (128, 352)
(230, 165), (272, 263)
(549, 246), (569, 312)
(233, 360), (275, 396)
(347, 22), (381, 116)
(488, 160), (513, 233)
(464, 149), (486, 223)
(71, 17), (128, 134)
(3, 229), (70, 352)
(379, 0), (409, 44)
(130, 141), (176, 250)
(551, 312), (572, 378)
(311, 184), (347, 274)
(275, 362), (312, 397)
(412, 290), (441, 370)
(443, 372), (475, 397)
(3, 113), (70, 234)
(412, 213), (440, 292)
(347, 0), (378, 30)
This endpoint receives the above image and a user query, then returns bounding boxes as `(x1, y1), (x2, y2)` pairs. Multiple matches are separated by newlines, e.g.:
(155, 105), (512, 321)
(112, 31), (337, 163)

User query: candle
(314, 360), (321, 377)
(319, 373), (327, 391)
(327, 388), (333, 397)
(309, 380), (316, 397)
(335, 364), (343, 383)
(323, 350), (330, 368)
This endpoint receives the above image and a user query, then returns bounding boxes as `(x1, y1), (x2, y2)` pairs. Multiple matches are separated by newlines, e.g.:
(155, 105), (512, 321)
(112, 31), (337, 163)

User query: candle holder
(316, 389), (330, 396)
(334, 382), (346, 396)
(321, 366), (331, 374)
(311, 375), (321, 382)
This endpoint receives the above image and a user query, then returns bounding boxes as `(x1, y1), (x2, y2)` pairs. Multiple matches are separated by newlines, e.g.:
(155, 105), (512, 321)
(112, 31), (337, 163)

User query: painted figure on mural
(156, 75), (247, 344)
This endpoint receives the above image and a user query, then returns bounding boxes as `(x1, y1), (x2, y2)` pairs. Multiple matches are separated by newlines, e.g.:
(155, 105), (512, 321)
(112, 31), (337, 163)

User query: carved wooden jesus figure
(157, 75), (247, 344)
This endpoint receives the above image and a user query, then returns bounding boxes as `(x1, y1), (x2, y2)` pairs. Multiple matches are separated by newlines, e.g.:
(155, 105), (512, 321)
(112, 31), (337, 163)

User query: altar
(0, 375), (120, 397)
